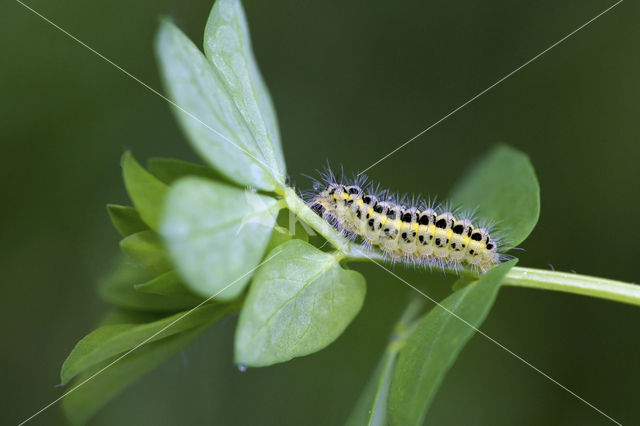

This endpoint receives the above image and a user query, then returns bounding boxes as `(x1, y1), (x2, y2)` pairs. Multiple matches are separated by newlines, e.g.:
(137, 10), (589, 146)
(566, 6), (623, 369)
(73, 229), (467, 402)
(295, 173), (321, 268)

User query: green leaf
(155, 11), (284, 191)
(107, 204), (149, 236)
(451, 275), (475, 292)
(346, 299), (424, 426)
(204, 0), (286, 179)
(62, 323), (208, 425)
(449, 145), (540, 250)
(161, 177), (279, 300)
(346, 350), (397, 426)
(121, 152), (169, 231)
(61, 302), (229, 385)
(98, 310), (163, 327)
(279, 210), (311, 243)
(99, 259), (201, 312)
(388, 259), (518, 426)
(264, 210), (310, 254)
(119, 230), (172, 276)
(264, 225), (292, 256)
(234, 240), (366, 367)
(133, 270), (198, 298)
(146, 157), (228, 185)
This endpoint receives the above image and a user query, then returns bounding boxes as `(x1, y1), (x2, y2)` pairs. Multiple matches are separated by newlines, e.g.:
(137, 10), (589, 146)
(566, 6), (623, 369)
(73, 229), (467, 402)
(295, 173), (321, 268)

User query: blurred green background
(2, 0), (639, 424)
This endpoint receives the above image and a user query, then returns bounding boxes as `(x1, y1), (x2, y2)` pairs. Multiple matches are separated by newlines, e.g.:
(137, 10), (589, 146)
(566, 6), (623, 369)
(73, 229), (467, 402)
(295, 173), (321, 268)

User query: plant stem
(283, 187), (386, 261)
(284, 187), (640, 308)
(502, 267), (640, 307)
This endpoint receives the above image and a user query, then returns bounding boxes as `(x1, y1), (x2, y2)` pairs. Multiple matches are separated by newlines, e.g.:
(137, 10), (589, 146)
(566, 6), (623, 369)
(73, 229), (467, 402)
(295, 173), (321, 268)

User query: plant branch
(283, 187), (386, 261)
(502, 267), (640, 307)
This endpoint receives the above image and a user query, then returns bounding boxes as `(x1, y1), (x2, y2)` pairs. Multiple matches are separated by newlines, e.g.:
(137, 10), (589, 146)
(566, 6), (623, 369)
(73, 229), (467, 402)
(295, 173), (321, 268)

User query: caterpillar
(308, 174), (505, 273)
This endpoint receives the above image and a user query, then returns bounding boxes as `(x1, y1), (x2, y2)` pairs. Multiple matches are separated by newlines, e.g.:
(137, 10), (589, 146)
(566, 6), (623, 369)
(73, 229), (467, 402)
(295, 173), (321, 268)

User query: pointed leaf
(119, 230), (172, 275)
(449, 145), (539, 249)
(264, 225), (292, 254)
(121, 152), (169, 230)
(346, 349), (396, 426)
(451, 275), (475, 291)
(98, 310), (163, 327)
(107, 205), (149, 237)
(61, 302), (229, 385)
(155, 16), (283, 190)
(204, 0), (286, 178)
(346, 299), (424, 426)
(235, 240), (366, 367)
(161, 177), (279, 300)
(264, 210), (310, 254)
(388, 259), (517, 426)
(147, 157), (228, 185)
(99, 259), (201, 312)
(62, 323), (208, 425)
(133, 270), (199, 298)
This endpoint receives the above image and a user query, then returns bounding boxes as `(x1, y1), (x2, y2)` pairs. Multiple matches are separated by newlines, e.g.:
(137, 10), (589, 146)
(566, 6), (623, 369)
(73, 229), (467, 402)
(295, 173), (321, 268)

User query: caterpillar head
(465, 228), (499, 270)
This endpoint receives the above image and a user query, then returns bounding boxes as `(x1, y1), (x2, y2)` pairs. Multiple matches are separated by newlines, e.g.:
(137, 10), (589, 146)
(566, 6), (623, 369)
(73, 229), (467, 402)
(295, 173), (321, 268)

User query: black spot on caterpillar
(306, 172), (508, 273)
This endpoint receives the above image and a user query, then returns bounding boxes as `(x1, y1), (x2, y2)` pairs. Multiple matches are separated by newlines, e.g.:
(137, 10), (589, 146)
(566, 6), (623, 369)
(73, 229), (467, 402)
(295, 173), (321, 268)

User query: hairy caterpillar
(308, 173), (506, 273)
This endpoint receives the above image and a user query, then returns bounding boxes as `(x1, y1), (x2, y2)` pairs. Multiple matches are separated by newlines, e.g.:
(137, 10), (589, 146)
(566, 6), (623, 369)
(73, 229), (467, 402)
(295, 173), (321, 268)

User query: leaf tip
(120, 150), (133, 169)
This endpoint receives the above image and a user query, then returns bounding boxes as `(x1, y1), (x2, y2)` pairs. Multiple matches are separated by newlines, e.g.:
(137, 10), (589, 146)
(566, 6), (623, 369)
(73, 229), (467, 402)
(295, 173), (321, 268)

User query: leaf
(204, 0), (286, 179)
(346, 299), (424, 426)
(155, 12), (284, 191)
(146, 157), (228, 185)
(234, 239), (366, 367)
(388, 259), (518, 426)
(98, 310), (163, 327)
(106, 205), (149, 236)
(62, 323), (208, 425)
(133, 270), (199, 298)
(119, 230), (172, 276)
(449, 145), (540, 250)
(264, 210), (310, 254)
(99, 259), (201, 312)
(60, 302), (229, 385)
(451, 275), (475, 291)
(161, 177), (279, 300)
(264, 225), (292, 256)
(121, 152), (169, 231)
(345, 349), (396, 426)
(279, 210), (311, 243)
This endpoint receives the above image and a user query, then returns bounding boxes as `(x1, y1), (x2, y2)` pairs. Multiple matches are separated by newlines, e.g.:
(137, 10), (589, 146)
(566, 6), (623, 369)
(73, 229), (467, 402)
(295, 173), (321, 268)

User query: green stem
(502, 267), (640, 307)
(283, 187), (640, 308)
(283, 187), (385, 261)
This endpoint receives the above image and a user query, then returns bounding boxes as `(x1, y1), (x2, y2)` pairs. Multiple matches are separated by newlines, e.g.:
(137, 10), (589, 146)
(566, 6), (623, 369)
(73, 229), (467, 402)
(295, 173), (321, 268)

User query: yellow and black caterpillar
(310, 179), (503, 272)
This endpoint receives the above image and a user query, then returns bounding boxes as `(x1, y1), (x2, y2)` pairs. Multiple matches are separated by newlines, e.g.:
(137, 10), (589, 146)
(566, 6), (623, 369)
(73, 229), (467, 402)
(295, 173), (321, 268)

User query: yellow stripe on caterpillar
(310, 181), (502, 273)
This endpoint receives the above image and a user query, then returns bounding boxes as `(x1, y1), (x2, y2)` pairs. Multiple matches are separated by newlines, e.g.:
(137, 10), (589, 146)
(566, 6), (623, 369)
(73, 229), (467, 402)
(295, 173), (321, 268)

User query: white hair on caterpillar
(304, 167), (511, 273)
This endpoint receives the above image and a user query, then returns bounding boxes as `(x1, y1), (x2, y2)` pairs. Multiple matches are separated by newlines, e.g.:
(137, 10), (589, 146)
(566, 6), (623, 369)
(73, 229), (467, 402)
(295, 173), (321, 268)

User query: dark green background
(2, 0), (638, 424)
